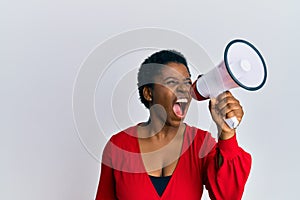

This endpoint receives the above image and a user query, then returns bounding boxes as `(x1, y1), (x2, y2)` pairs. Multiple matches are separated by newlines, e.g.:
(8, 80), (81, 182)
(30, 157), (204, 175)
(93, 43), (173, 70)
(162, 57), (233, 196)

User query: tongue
(173, 103), (183, 117)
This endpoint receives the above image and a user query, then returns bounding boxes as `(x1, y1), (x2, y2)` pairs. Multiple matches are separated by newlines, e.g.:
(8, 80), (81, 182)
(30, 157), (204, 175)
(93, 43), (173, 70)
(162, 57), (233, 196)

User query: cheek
(161, 88), (175, 99)
(154, 88), (174, 104)
(154, 85), (174, 96)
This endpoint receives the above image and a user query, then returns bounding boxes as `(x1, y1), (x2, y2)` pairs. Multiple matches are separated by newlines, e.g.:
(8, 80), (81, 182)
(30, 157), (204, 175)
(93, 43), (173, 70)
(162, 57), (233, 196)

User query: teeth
(176, 98), (188, 103)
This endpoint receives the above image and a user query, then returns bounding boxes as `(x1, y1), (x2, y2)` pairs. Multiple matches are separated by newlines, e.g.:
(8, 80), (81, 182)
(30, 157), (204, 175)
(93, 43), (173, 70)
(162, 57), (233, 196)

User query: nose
(176, 82), (190, 93)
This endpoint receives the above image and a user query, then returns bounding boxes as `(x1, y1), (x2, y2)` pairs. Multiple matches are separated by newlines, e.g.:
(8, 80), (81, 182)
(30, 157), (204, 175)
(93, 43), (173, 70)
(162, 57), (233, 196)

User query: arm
(203, 91), (251, 200)
(209, 91), (245, 167)
(203, 134), (252, 200)
(95, 141), (116, 200)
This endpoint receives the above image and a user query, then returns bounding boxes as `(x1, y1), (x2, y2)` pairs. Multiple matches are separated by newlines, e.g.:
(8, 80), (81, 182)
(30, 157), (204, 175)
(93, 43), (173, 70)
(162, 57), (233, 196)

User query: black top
(149, 175), (172, 196)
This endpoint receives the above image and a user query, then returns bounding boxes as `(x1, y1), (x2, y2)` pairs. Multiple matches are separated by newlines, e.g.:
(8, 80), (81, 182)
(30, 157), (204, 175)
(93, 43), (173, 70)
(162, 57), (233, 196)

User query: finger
(215, 91), (239, 110)
(224, 109), (244, 121)
(216, 97), (240, 112)
(216, 91), (233, 102)
(209, 98), (223, 122)
(209, 98), (217, 111)
(218, 103), (242, 117)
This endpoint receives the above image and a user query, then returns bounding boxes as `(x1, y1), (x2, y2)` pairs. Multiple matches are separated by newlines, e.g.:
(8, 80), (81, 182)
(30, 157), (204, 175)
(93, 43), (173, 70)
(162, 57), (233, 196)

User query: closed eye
(165, 80), (179, 86)
(185, 80), (192, 85)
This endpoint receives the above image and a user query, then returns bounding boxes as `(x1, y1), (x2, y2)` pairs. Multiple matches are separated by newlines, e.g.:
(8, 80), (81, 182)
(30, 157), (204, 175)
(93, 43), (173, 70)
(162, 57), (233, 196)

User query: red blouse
(96, 125), (251, 200)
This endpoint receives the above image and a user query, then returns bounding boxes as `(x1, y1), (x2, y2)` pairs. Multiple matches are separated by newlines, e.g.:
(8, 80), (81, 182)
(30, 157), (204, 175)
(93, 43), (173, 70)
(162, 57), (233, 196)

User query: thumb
(209, 98), (217, 111)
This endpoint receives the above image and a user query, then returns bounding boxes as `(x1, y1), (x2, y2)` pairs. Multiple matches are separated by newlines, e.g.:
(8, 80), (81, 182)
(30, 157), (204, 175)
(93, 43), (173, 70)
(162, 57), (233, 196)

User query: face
(149, 62), (192, 127)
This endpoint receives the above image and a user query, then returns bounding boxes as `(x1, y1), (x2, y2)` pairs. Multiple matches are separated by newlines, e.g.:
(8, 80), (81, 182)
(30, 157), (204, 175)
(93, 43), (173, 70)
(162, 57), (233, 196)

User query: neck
(139, 118), (185, 141)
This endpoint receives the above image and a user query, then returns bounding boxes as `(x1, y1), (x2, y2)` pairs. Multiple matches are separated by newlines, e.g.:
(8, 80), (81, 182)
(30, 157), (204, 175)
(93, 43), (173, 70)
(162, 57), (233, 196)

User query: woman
(96, 50), (251, 200)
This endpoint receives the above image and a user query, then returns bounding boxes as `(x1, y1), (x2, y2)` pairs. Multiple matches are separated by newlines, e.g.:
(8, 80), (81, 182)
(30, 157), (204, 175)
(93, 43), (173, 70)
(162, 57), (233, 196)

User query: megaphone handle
(224, 116), (239, 129)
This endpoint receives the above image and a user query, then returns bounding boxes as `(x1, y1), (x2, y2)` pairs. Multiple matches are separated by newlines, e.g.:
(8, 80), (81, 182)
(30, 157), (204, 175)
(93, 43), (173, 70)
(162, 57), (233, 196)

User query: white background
(1, 0), (299, 199)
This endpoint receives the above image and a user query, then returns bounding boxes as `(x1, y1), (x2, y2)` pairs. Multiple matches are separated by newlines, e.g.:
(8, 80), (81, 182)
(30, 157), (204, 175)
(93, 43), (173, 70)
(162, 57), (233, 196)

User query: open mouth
(172, 98), (188, 118)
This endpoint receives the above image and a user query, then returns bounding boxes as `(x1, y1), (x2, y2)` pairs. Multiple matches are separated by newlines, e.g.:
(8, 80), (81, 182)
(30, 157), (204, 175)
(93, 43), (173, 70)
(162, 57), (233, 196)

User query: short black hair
(137, 50), (191, 109)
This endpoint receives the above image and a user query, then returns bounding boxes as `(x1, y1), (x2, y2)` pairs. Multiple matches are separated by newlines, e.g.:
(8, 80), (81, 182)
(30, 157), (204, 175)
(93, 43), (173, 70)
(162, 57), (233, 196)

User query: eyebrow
(163, 77), (192, 81)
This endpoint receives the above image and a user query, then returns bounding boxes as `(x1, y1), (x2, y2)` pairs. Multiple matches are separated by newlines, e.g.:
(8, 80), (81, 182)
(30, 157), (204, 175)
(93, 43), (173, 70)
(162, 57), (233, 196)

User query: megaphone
(191, 39), (267, 129)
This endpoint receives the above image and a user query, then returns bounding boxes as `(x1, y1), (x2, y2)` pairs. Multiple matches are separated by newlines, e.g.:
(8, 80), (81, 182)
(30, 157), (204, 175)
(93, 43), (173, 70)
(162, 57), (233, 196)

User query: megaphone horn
(191, 39), (267, 129)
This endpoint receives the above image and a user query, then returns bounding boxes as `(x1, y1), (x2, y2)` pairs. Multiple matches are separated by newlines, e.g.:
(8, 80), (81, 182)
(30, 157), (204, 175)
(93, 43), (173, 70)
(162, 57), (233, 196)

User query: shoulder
(102, 125), (142, 170)
(110, 125), (136, 140)
(108, 125), (139, 152)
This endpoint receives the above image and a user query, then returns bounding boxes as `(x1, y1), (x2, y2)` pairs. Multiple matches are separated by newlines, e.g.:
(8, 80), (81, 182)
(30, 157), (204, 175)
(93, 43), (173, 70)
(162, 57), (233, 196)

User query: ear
(143, 86), (152, 101)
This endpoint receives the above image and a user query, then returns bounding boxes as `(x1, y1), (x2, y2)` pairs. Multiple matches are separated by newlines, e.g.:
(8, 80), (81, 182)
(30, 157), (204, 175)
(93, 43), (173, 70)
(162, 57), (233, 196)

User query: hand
(209, 91), (244, 140)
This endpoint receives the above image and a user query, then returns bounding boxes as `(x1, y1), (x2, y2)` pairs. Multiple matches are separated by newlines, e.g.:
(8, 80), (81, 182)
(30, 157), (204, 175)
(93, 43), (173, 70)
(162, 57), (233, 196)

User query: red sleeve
(203, 134), (252, 200)
(95, 141), (117, 200)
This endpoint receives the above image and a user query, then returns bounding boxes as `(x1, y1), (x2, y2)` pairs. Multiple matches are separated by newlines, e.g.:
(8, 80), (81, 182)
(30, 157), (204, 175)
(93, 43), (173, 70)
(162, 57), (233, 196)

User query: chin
(165, 116), (185, 128)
